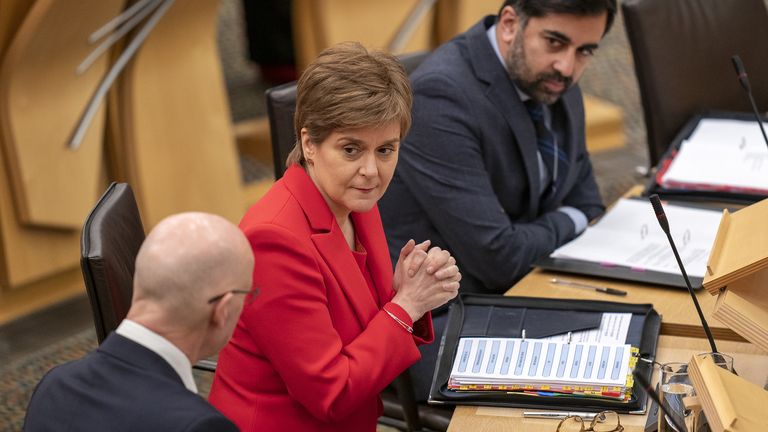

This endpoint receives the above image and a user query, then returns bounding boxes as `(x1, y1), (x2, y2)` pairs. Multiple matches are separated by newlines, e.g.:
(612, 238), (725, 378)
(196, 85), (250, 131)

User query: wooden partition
(292, 0), (436, 72)
(0, 0), (125, 292)
(0, 0), (123, 229)
(111, 0), (245, 227)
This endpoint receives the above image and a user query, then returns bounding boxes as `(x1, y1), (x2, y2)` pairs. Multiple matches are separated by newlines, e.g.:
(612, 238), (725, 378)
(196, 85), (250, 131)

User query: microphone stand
(649, 195), (718, 354)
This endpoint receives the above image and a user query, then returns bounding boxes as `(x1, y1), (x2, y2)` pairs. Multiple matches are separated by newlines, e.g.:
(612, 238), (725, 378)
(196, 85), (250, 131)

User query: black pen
(549, 278), (627, 296)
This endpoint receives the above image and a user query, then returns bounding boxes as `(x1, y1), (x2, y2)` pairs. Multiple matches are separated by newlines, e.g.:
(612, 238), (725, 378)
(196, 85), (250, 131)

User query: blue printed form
(448, 337), (633, 398)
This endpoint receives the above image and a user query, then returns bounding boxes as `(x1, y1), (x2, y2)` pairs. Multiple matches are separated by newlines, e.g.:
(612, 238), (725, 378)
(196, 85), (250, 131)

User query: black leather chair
(265, 82), (297, 179)
(80, 182), (145, 344)
(622, 0), (768, 167)
(80, 182), (216, 371)
(265, 51), (452, 432)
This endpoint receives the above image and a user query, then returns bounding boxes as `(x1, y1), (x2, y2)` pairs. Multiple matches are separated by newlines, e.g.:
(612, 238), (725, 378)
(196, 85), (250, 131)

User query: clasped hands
(392, 239), (461, 322)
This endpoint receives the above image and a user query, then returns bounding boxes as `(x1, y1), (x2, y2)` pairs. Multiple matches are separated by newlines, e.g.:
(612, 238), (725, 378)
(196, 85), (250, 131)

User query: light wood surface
(0, 0), (123, 228)
(0, 0), (101, 288)
(448, 336), (768, 432)
(0, 268), (84, 324)
(114, 0), (245, 227)
(0, 0), (33, 54)
(292, 0), (435, 72)
(508, 268), (744, 341)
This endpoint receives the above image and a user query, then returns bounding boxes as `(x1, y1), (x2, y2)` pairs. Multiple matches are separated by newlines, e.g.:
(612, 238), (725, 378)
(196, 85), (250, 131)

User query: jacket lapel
(467, 16), (540, 218)
(282, 166), (379, 329)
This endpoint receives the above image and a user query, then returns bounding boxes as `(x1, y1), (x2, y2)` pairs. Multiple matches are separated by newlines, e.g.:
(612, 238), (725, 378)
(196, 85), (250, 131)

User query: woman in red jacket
(209, 42), (461, 431)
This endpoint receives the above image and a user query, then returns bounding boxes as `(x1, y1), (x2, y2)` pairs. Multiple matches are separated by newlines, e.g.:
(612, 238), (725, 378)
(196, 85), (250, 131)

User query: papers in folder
(448, 337), (637, 401)
(550, 198), (722, 278)
(659, 118), (768, 193)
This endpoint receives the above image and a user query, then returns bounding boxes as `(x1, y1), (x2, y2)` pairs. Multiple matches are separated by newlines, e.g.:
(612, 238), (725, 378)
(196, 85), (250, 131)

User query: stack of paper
(688, 354), (768, 432)
(659, 118), (768, 194)
(448, 337), (637, 401)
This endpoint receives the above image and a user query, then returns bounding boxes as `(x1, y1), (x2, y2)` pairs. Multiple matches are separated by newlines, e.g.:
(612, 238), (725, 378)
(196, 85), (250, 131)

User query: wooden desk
(506, 268), (742, 341)
(447, 336), (768, 432)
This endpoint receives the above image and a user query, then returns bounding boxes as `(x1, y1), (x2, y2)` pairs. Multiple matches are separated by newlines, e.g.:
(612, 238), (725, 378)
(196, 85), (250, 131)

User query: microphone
(633, 370), (688, 432)
(731, 54), (768, 150)
(649, 194), (718, 354)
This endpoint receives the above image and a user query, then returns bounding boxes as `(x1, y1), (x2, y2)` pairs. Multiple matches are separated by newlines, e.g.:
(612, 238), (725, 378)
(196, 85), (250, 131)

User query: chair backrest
(80, 182), (145, 344)
(265, 82), (298, 180)
(623, 0), (768, 166)
(265, 51), (432, 180)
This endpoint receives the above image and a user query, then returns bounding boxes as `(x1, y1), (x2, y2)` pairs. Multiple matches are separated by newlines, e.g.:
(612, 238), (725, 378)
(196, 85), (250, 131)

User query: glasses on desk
(207, 287), (260, 305)
(556, 411), (623, 432)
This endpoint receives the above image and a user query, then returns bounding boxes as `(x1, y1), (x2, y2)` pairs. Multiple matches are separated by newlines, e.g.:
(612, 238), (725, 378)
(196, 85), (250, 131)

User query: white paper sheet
(450, 337), (631, 388)
(542, 313), (631, 345)
(550, 198), (723, 278)
(661, 118), (768, 192)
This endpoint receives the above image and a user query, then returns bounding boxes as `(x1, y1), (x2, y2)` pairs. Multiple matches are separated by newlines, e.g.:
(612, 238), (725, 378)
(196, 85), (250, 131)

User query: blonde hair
(286, 42), (413, 168)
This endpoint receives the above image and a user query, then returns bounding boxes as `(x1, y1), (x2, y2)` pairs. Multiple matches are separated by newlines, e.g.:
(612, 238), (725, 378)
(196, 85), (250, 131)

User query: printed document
(448, 337), (633, 399)
(550, 198), (722, 278)
(661, 118), (768, 192)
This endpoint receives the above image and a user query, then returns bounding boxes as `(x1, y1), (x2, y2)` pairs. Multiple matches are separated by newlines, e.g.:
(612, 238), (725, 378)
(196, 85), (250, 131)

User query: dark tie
(524, 100), (569, 197)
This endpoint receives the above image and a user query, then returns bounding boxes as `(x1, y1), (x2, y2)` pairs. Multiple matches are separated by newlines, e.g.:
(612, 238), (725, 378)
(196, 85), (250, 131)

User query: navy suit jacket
(23, 333), (238, 432)
(380, 16), (605, 295)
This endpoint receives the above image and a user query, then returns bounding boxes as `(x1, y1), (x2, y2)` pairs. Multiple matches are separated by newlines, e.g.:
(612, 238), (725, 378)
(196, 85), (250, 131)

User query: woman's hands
(392, 239), (461, 322)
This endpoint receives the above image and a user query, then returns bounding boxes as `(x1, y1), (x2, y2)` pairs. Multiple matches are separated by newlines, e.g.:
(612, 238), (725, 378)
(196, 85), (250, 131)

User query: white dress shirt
(486, 23), (588, 234)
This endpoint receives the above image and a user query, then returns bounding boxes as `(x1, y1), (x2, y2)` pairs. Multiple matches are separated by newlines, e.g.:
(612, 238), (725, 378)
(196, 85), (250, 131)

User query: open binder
(536, 197), (723, 290)
(703, 198), (768, 352)
(428, 294), (661, 414)
(645, 111), (768, 205)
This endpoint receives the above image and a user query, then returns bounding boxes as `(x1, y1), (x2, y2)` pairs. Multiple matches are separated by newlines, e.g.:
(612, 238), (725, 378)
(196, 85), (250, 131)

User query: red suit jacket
(209, 165), (434, 431)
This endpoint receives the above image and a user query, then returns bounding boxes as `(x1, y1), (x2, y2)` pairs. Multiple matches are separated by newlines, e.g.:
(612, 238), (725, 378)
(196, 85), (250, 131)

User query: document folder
(645, 111), (768, 205)
(428, 294), (660, 414)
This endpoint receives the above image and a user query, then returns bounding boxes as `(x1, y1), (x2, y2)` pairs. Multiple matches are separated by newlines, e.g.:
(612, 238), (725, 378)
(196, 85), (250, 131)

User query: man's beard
(505, 33), (573, 105)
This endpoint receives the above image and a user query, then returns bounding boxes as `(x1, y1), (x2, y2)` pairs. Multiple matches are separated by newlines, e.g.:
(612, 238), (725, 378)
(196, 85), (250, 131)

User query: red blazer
(209, 165), (434, 432)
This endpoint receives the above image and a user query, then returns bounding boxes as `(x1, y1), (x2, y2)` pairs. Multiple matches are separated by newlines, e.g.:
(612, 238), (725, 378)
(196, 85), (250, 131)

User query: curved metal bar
(387, 0), (437, 53)
(88, 0), (157, 43)
(68, 0), (175, 150)
(78, 0), (163, 74)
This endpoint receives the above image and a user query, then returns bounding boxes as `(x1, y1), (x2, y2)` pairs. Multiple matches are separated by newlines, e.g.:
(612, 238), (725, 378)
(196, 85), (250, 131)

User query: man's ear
(209, 294), (231, 329)
(498, 5), (522, 45)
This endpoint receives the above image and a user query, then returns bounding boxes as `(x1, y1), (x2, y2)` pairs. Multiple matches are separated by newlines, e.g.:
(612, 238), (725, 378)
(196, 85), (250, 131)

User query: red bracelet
(383, 307), (413, 334)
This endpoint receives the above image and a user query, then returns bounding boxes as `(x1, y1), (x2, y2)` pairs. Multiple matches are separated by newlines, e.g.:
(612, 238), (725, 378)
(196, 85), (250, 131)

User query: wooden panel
(448, 336), (768, 432)
(0, 0), (34, 55)
(0, 0), (123, 228)
(584, 94), (625, 153)
(435, 0), (498, 44)
(0, 268), (84, 324)
(116, 0), (244, 227)
(292, 0), (436, 71)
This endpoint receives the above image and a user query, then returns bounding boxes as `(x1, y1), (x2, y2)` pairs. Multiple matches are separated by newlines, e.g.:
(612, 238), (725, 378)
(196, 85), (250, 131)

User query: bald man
(24, 212), (254, 432)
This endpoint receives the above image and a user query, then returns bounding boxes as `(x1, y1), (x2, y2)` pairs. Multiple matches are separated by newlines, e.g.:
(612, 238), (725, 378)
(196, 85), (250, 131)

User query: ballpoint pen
(523, 411), (598, 420)
(549, 278), (627, 296)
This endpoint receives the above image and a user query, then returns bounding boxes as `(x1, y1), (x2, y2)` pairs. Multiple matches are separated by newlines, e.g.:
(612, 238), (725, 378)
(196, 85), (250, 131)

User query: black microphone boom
(731, 54), (768, 150)
(633, 370), (688, 432)
(649, 195), (718, 354)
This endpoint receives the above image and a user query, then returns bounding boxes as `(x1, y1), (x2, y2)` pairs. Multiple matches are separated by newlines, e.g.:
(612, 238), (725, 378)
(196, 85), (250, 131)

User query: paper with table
(448, 313), (637, 401)
(549, 198), (722, 278)
(659, 118), (768, 194)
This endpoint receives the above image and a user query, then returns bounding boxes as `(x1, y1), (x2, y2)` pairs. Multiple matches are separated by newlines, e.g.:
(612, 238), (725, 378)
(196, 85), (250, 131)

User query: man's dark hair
(498, 0), (617, 35)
